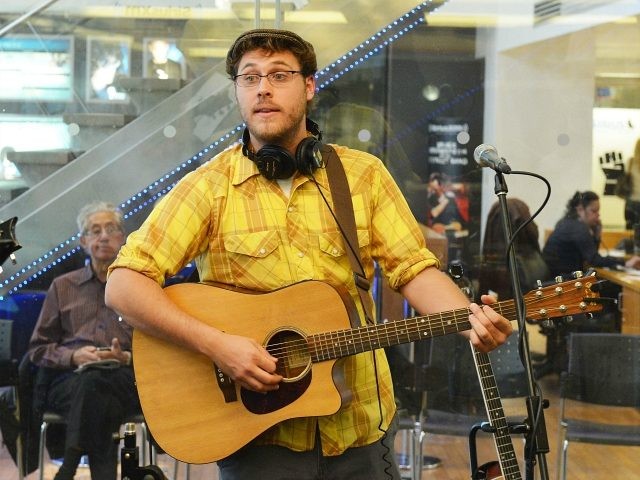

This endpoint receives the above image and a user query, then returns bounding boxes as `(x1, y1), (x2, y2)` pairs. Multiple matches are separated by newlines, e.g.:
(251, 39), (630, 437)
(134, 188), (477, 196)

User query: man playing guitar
(105, 28), (512, 480)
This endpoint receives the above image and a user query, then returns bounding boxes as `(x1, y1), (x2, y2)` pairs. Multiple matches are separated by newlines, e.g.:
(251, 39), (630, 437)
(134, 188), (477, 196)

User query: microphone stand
(493, 172), (550, 480)
(120, 423), (167, 480)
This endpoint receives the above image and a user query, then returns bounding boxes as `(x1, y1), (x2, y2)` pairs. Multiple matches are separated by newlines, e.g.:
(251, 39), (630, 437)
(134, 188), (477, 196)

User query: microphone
(474, 144), (512, 174)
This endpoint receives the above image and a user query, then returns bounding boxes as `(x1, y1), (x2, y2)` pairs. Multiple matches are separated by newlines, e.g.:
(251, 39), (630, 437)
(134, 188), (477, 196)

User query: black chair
(557, 333), (640, 480)
(37, 384), (191, 480)
(37, 410), (150, 480)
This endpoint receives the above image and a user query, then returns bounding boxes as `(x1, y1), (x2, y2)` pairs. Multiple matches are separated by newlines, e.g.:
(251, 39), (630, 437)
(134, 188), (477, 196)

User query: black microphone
(474, 144), (512, 174)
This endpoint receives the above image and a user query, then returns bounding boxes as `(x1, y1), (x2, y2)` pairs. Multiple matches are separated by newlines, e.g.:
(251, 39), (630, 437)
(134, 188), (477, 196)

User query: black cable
(371, 350), (396, 480)
(309, 172), (394, 480)
(500, 169), (552, 471)
(502, 170), (552, 270)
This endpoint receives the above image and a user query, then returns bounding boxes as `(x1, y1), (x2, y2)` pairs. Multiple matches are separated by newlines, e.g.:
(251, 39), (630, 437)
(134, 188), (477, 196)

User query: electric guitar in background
(448, 263), (522, 480)
(470, 345), (522, 480)
(132, 274), (605, 464)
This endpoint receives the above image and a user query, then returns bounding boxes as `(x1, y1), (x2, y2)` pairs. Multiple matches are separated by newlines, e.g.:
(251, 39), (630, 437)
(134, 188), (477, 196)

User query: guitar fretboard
(473, 347), (522, 480)
(308, 301), (515, 362)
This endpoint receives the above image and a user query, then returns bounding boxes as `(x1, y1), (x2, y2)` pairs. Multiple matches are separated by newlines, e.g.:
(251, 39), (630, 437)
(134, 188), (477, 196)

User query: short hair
(77, 201), (123, 234)
(225, 29), (317, 79)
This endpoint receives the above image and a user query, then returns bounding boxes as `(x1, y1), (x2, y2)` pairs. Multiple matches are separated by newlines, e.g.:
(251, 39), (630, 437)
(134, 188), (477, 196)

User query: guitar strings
(262, 285), (594, 366)
(265, 290), (586, 360)
(472, 349), (521, 475)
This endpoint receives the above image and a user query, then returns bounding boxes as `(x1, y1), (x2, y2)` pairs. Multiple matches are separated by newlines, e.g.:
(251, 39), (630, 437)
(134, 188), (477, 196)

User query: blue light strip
(316, 2), (433, 90)
(3, 1), (446, 297)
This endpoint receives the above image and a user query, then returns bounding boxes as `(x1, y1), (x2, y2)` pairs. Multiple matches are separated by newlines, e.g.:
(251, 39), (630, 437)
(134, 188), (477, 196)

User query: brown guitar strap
(321, 144), (375, 327)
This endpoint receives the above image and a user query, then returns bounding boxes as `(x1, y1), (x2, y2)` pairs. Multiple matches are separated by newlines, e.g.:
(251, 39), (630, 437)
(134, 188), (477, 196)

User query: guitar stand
(469, 421), (529, 480)
(119, 422), (167, 480)
(397, 418), (442, 480)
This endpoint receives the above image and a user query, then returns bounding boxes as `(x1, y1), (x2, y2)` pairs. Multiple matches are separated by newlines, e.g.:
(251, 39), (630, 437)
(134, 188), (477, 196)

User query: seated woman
(478, 198), (556, 378)
(478, 198), (549, 300)
(542, 190), (640, 276)
(541, 191), (640, 375)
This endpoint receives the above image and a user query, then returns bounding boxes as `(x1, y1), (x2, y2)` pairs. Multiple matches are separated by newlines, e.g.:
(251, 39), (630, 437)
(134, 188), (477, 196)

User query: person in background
(478, 198), (549, 300)
(89, 43), (127, 101)
(104, 29), (512, 480)
(542, 190), (640, 277)
(145, 39), (183, 80)
(541, 191), (640, 373)
(623, 138), (640, 230)
(28, 202), (140, 480)
(427, 172), (466, 234)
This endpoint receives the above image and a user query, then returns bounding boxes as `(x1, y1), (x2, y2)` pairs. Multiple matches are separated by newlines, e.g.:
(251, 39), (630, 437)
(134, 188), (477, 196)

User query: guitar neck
(472, 347), (522, 480)
(308, 300), (517, 362)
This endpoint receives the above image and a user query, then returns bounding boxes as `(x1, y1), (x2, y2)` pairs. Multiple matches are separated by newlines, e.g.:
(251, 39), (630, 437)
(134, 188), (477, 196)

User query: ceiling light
(597, 72), (640, 79)
(80, 6), (235, 20)
(286, 11), (347, 24)
(425, 13), (530, 28)
(230, 0), (308, 12)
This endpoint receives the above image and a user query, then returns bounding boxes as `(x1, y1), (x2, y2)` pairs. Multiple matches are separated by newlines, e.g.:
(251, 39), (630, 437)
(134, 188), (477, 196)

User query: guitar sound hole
(241, 327), (312, 415)
(267, 328), (311, 382)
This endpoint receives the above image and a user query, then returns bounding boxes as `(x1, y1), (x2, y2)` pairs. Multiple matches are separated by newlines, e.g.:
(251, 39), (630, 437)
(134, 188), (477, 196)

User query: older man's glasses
(233, 71), (302, 88)
(83, 224), (122, 238)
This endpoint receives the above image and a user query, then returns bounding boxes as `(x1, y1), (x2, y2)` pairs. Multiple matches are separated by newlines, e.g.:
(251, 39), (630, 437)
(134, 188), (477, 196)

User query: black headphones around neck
(242, 118), (324, 180)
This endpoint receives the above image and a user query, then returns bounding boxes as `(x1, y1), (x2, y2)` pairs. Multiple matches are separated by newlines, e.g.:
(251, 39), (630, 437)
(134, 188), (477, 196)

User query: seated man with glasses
(28, 201), (140, 480)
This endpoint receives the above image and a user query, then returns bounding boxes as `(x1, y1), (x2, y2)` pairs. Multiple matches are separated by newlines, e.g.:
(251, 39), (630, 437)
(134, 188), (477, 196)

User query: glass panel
(0, 3), (638, 479)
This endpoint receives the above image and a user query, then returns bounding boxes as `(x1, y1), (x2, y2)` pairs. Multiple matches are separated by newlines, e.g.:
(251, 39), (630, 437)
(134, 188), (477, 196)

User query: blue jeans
(217, 416), (401, 480)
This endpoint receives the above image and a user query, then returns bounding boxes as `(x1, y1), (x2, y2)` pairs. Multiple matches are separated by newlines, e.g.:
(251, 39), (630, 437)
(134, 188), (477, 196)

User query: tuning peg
(536, 279), (543, 288)
(555, 275), (563, 283)
(588, 297), (617, 305)
(541, 319), (554, 329)
(589, 280), (609, 293)
(572, 271), (583, 279)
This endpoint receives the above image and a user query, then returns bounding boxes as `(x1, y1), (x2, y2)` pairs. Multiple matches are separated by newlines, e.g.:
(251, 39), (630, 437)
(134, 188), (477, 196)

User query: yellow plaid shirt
(110, 143), (439, 456)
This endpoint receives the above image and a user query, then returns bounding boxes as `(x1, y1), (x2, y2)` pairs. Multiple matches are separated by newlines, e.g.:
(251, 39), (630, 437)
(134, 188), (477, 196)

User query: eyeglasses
(233, 71), (302, 88)
(83, 224), (122, 238)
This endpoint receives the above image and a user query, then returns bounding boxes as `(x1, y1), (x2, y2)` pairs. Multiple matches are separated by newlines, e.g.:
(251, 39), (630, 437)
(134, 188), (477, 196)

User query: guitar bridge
(213, 362), (237, 403)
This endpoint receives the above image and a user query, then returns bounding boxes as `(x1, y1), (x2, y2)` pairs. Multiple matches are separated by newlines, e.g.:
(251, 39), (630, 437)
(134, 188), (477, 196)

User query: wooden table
(595, 267), (640, 334)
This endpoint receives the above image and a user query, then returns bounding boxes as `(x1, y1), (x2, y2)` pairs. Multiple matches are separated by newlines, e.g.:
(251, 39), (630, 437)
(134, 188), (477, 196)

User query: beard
(240, 98), (309, 148)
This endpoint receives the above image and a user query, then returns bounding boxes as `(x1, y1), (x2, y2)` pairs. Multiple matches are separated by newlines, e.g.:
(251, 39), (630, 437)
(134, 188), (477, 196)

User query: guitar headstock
(523, 272), (605, 322)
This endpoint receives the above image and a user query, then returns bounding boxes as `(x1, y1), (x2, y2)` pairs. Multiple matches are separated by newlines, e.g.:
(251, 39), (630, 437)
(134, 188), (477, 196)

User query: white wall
(593, 108), (640, 228)
(482, 28), (596, 245)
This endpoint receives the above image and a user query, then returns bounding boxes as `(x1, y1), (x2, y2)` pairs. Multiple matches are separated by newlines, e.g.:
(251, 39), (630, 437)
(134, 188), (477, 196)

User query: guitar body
(475, 460), (504, 479)
(133, 281), (356, 464)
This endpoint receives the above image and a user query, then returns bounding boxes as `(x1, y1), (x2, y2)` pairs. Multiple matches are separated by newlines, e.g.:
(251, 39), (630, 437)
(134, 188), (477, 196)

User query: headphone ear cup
(255, 145), (296, 180)
(295, 137), (323, 175)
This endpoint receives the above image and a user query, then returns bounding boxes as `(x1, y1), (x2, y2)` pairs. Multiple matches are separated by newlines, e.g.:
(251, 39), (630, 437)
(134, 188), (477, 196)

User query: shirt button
(332, 248), (339, 255)
(288, 206), (295, 213)
(259, 248), (266, 255)
(298, 252), (304, 258)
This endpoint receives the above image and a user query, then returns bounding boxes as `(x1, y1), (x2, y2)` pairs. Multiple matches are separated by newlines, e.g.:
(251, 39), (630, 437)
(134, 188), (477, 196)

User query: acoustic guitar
(132, 275), (603, 464)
